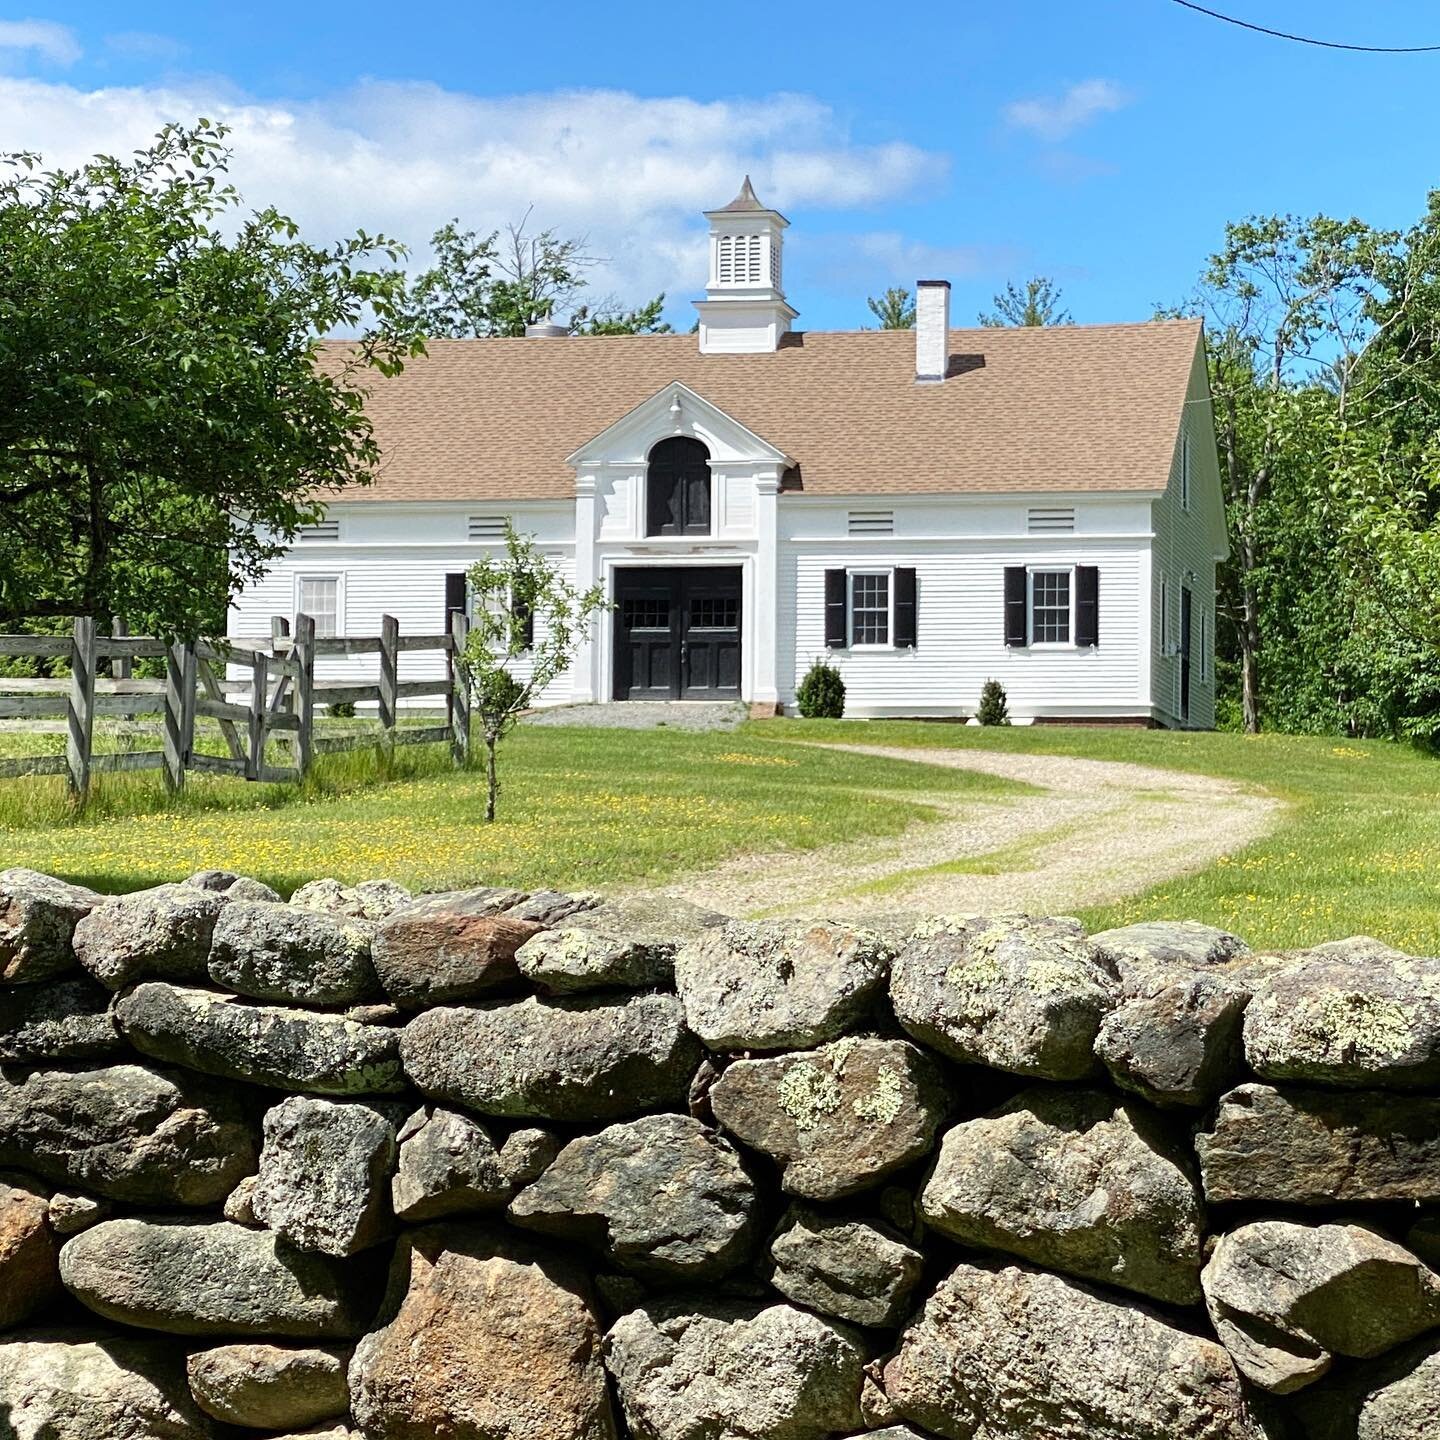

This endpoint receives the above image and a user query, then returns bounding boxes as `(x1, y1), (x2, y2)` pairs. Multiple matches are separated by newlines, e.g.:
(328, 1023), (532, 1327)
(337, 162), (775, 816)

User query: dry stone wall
(1, 867), (1439, 1439)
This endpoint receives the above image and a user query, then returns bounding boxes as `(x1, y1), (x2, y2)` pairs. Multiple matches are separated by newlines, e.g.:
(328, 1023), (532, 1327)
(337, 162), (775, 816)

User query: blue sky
(4, 2), (1440, 330)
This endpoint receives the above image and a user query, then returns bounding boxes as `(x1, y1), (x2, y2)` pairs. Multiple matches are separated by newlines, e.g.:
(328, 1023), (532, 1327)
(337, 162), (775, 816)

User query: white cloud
(0, 76), (947, 318)
(0, 19), (80, 66)
(803, 229), (1023, 298)
(104, 31), (189, 63)
(1003, 79), (1132, 142)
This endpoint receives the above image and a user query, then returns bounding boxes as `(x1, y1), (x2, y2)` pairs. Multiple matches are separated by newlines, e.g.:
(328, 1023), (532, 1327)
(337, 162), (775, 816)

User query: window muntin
(850, 572), (891, 646)
(622, 597), (669, 630)
(297, 576), (339, 638)
(690, 596), (739, 630)
(1029, 569), (1071, 645)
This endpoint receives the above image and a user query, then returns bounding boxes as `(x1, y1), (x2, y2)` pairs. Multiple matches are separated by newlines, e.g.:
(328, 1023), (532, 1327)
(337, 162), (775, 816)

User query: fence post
(246, 651), (268, 781)
(112, 616), (131, 681)
(163, 639), (188, 794)
(65, 616), (97, 801)
(294, 613), (315, 779)
(449, 611), (470, 767)
(379, 613), (399, 735)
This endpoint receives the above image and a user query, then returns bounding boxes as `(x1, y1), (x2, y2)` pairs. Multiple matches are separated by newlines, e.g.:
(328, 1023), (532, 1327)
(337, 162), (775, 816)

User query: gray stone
(288, 878), (411, 921)
(1197, 1083), (1440, 1205)
(252, 1097), (400, 1257)
(768, 1207), (923, 1328)
(0, 1176), (59, 1331)
(1090, 920), (1250, 972)
(604, 1299), (865, 1440)
(919, 1086), (1204, 1305)
(46, 1192), (109, 1236)
(73, 884), (224, 990)
(710, 1037), (947, 1200)
(1202, 1220), (1440, 1393)
(0, 1063), (257, 1205)
(510, 1114), (758, 1280)
(0, 1327), (214, 1439)
(0, 974), (121, 1062)
(390, 1106), (511, 1222)
(185, 872), (284, 905)
(504, 888), (601, 925)
(186, 869), (243, 892)
(0, 868), (100, 983)
(883, 1259), (1265, 1440)
(186, 1343), (350, 1430)
(401, 992), (700, 1121)
(1243, 951), (1440, 1089)
(208, 903), (379, 1007)
(60, 1218), (373, 1339)
(498, 1127), (559, 1185)
(348, 1224), (616, 1440)
(891, 915), (1117, 1080)
(1356, 1341), (1440, 1440)
(371, 890), (546, 1007)
(674, 919), (891, 1051)
(223, 1176), (260, 1227)
(115, 983), (405, 1094)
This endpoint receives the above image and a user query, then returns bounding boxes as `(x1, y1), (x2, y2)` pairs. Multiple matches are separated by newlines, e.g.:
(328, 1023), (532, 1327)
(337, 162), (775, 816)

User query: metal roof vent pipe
(915, 279), (951, 383)
(524, 321), (571, 338)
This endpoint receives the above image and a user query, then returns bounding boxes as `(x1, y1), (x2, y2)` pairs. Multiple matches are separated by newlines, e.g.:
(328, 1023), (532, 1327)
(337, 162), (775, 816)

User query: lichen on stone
(778, 1062), (843, 1131)
(852, 1062), (904, 1127)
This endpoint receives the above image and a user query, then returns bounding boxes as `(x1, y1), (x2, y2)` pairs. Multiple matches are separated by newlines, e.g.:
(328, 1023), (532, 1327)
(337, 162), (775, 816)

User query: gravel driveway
(628, 742), (1282, 921)
(524, 702), (747, 732)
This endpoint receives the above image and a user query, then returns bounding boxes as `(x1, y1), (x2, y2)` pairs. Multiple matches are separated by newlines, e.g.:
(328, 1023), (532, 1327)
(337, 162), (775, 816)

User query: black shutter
(1003, 566), (1028, 647)
(824, 569), (848, 648)
(894, 568), (917, 649)
(1075, 565), (1099, 647)
(444, 573), (467, 629)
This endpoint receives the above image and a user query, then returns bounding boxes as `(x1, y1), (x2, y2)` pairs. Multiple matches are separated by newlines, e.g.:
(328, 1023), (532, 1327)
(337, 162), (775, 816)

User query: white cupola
(694, 176), (798, 354)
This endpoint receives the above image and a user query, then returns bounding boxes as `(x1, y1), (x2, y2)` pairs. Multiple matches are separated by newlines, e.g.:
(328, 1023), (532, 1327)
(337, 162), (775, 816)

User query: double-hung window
(296, 575), (340, 638)
(1029, 568), (1071, 645)
(849, 572), (891, 646)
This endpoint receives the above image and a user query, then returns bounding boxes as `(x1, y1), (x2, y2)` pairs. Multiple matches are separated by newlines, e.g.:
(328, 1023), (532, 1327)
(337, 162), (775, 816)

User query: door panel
(615, 584), (678, 700)
(613, 567), (742, 701)
(682, 576), (742, 700)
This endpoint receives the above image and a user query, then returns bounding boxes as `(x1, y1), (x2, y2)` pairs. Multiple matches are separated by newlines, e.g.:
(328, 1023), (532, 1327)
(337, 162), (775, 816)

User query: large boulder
(1242, 950), (1440, 1089)
(673, 919), (891, 1051)
(0, 1327), (214, 1439)
(59, 1218), (373, 1339)
(882, 1259), (1265, 1440)
(347, 1224), (616, 1440)
(186, 1343), (350, 1430)
(251, 1098), (400, 1257)
(709, 1037), (947, 1200)
(390, 1106), (513, 1222)
(1201, 1220), (1440, 1393)
(0, 868), (100, 983)
(919, 1086), (1204, 1305)
(890, 916), (1116, 1080)
(208, 903), (380, 1007)
(767, 1207), (923, 1329)
(115, 983), (405, 1094)
(73, 885), (224, 990)
(0, 1176), (59, 1331)
(289, 878), (411, 921)
(1089, 920), (1250, 972)
(510, 1113), (758, 1280)
(1197, 1083), (1440, 1205)
(0, 1063), (257, 1205)
(401, 992), (699, 1121)
(370, 891), (546, 1007)
(604, 1299), (865, 1440)
(516, 894), (727, 994)
(0, 973), (121, 1063)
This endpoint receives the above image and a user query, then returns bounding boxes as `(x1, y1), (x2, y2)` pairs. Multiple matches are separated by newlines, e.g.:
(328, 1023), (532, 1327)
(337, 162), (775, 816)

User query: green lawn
(0, 724), (1022, 896)
(763, 719), (1440, 954)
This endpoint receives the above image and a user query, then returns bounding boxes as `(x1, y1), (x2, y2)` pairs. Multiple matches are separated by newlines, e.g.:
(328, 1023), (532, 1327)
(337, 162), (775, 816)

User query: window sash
(1029, 569), (1071, 645)
(297, 576), (339, 638)
(849, 571), (891, 646)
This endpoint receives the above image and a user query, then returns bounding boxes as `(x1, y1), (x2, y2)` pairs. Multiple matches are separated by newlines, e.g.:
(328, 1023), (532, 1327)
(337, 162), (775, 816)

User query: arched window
(646, 437), (712, 537)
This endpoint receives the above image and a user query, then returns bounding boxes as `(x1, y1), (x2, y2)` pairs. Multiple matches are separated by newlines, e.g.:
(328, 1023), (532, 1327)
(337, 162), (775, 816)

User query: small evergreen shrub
(328, 700), (357, 719)
(796, 659), (846, 719)
(977, 678), (1010, 726)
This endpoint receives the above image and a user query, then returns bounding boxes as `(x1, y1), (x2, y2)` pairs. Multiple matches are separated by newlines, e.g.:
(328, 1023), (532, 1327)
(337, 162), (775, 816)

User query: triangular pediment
(565, 380), (791, 468)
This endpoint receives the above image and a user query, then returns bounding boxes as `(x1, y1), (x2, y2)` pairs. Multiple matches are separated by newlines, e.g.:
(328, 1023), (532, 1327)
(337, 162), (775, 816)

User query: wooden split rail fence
(0, 613), (472, 799)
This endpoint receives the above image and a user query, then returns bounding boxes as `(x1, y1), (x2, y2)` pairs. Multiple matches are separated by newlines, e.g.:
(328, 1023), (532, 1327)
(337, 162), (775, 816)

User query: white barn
(232, 179), (1227, 726)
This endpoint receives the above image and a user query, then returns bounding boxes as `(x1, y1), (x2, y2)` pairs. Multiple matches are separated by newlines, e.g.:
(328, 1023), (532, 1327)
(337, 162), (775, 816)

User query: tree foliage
(0, 121), (421, 634)
(865, 286), (915, 329)
(397, 211), (671, 338)
(978, 276), (1072, 327)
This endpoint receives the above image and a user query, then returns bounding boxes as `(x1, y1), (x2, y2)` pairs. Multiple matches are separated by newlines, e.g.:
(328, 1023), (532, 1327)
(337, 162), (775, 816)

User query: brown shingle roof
(326, 318), (1202, 503)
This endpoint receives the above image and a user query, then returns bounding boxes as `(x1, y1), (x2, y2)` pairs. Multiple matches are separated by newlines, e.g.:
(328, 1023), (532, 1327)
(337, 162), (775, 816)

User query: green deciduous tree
(462, 526), (608, 821)
(865, 286), (915, 329)
(398, 210), (670, 338)
(979, 276), (1072, 327)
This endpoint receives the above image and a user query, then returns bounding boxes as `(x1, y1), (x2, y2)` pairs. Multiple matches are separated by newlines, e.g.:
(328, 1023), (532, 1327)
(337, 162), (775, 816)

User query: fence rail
(0, 612), (471, 800)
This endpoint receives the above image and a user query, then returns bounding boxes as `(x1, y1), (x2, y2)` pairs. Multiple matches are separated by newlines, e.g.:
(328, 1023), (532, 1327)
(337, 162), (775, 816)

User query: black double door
(614, 567), (742, 701)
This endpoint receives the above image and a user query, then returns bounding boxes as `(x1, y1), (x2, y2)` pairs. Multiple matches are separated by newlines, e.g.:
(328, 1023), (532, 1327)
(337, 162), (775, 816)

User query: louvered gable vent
(298, 520), (339, 541)
(848, 509), (895, 536)
(1027, 506), (1076, 533)
(468, 515), (509, 541)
